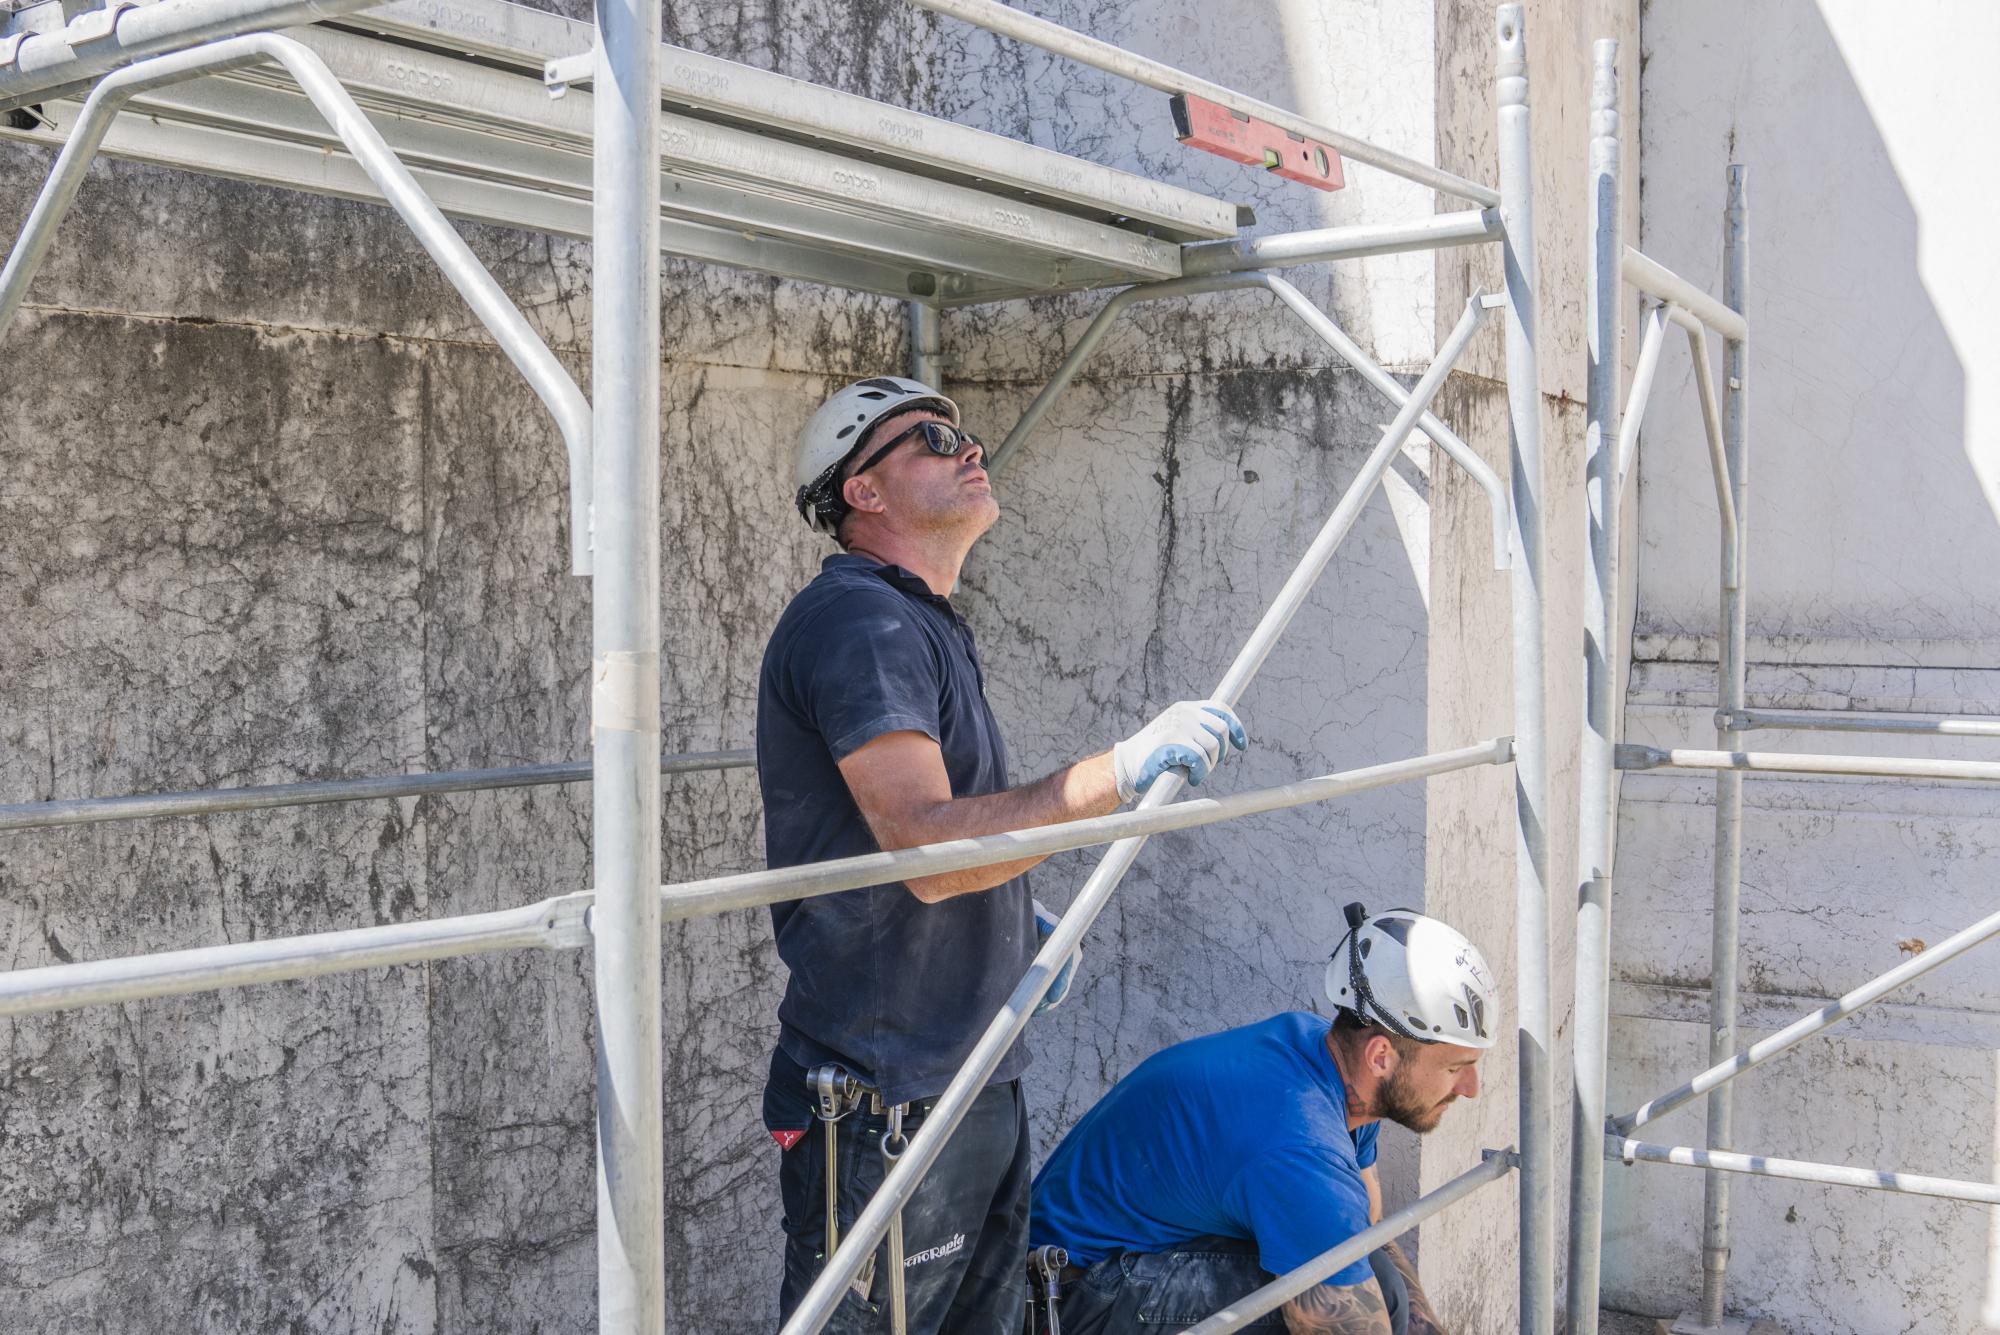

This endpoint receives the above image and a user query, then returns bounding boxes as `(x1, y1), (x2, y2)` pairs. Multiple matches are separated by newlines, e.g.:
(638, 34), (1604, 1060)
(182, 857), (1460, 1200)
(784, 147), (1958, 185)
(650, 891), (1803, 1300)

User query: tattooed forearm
(1281, 1279), (1393, 1335)
(1383, 1241), (1448, 1335)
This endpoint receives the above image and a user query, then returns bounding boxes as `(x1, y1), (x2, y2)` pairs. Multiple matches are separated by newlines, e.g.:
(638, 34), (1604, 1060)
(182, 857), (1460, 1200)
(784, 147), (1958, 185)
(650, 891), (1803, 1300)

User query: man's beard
(1377, 1065), (1455, 1134)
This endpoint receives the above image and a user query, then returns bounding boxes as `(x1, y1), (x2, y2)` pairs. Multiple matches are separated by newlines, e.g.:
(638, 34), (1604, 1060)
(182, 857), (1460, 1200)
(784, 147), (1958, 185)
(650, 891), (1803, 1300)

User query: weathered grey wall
(0, 0), (1596, 1329)
(933, 0), (1445, 1240)
(1612, 2), (2000, 1331)
(1422, 2), (1637, 1331)
(0, 0), (922, 1326)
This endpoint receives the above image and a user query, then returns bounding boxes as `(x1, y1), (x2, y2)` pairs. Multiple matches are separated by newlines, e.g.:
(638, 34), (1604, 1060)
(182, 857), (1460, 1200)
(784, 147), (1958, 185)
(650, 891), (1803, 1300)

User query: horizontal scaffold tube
(1616, 743), (2000, 783)
(1612, 901), (2000, 1133)
(1723, 709), (2000, 739)
(1620, 247), (1749, 343)
(1182, 1153), (1518, 1334)
(1611, 1138), (2000, 1207)
(0, 750), (753, 831)
(1178, 209), (1502, 277)
(897, 0), (1499, 207)
(0, 893), (596, 1017)
(0, 740), (1512, 1018)
(0, 0), (380, 111)
(662, 738), (1512, 923)
(782, 295), (1501, 1335)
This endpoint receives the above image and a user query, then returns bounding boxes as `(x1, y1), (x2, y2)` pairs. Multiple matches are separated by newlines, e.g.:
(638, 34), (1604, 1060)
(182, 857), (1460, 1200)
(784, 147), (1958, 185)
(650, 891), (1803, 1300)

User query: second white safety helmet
(793, 376), (960, 536)
(1324, 903), (1498, 1050)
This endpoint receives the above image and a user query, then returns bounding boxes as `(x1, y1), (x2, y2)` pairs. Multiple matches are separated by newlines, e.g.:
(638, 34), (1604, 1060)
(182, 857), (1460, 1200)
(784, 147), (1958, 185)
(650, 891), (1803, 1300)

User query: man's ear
(1366, 1033), (1401, 1078)
(842, 471), (887, 518)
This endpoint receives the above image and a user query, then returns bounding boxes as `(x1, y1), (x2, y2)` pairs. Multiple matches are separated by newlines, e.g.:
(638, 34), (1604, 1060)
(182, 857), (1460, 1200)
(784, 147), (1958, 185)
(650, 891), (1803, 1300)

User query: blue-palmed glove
(1111, 699), (1249, 803)
(1032, 900), (1081, 1015)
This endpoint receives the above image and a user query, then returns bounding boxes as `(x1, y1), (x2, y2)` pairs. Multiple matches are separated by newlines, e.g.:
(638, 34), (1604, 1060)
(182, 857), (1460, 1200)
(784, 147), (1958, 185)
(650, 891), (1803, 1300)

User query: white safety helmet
(1324, 903), (1498, 1050)
(793, 376), (960, 536)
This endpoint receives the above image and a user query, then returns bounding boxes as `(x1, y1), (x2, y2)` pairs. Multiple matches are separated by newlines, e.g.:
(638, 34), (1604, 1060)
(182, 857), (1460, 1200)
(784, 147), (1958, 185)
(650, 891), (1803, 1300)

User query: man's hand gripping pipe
(777, 291), (1495, 1335)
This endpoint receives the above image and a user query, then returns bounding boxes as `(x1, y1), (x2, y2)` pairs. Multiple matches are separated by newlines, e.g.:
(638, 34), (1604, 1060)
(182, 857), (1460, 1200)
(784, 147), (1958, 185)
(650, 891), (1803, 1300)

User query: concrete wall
(0, 0), (921, 1327)
(1612, 1), (2000, 1330)
(934, 0), (1444, 1243)
(1422, 2), (1637, 1331)
(0, 0), (1496, 1331)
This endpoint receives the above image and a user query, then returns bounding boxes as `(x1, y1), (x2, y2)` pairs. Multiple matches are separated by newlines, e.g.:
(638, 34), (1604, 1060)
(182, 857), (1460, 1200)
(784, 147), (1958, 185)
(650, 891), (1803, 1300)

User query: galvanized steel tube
(1724, 709), (2000, 738)
(909, 300), (943, 388)
(1611, 302), (1670, 488)
(1612, 1138), (2000, 1208)
(0, 0), (381, 110)
(897, 0), (1499, 206)
(780, 295), (1497, 1335)
(1685, 321), (1739, 590)
(0, 742), (1510, 1021)
(1495, 10), (1554, 1332)
(0, 34), (597, 573)
(1698, 164), (1750, 1331)
(0, 750), (753, 831)
(663, 741), (1511, 925)
(1620, 246), (1749, 343)
(1613, 900), (2000, 1134)
(1182, 1152), (1519, 1334)
(0, 892), (594, 1016)
(588, 0), (665, 1323)
(1616, 745), (2000, 784)
(1565, 40), (1620, 1335)
(1178, 209), (1503, 277)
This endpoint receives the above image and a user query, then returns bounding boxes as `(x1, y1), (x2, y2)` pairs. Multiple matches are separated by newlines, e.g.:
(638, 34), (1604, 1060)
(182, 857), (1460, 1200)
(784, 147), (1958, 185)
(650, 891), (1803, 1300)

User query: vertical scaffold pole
(1697, 164), (1750, 1333)
(1566, 39), (1621, 1335)
(1496, 9), (1553, 1334)
(590, 0), (665, 1325)
(909, 300), (944, 387)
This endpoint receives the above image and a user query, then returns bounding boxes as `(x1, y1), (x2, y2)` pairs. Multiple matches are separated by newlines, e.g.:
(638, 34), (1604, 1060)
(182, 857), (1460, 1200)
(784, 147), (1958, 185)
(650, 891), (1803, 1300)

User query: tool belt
(807, 1063), (914, 1334)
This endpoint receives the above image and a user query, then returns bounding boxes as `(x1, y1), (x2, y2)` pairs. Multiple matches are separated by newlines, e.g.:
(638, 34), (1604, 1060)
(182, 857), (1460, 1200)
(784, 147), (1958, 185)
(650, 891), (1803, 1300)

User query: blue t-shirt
(757, 553), (1035, 1107)
(1030, 1013), (1381, 1287)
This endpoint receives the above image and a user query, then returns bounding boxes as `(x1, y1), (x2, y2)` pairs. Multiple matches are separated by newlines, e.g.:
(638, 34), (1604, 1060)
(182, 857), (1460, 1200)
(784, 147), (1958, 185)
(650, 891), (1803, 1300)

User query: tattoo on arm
(1383, 1241), (1449, 1335)
(1280, 1280), (1392, 1335)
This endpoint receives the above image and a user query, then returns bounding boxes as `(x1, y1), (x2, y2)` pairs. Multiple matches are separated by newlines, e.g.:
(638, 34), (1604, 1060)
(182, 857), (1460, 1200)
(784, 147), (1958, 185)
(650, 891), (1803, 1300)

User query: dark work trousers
(1040, 1236), (1407, 1335)
(776, 1077), (1031, 1335)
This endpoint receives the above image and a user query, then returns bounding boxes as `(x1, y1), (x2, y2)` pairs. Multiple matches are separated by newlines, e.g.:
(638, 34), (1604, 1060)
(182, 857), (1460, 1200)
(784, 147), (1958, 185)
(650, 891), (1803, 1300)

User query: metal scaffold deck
(2, 0), (1236, 302)
(48, 0), (2000, 1333)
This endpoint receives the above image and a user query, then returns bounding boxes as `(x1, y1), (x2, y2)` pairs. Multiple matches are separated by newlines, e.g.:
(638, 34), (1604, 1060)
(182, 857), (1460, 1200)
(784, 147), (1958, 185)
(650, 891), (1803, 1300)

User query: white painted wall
(1618, 2), (2000, 1329)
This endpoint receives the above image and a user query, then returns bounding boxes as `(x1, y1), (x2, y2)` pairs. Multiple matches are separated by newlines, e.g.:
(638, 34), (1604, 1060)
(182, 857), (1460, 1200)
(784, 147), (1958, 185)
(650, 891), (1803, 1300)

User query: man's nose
(962, 436), (986, 469)
(1456, 1065), (1481, 1100)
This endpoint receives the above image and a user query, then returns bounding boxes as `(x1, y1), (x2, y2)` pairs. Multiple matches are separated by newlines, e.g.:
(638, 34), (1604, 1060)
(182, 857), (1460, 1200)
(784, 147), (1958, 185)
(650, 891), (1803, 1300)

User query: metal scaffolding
(0, 0), (1565, 1331)
(1564, 36), (2000, 1335)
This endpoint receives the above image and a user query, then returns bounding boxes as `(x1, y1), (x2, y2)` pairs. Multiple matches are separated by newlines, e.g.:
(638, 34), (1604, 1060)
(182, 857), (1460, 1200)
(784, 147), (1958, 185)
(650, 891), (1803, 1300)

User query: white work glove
(1032, 899), (1081, 1015)
(1112, 699), (1249, 803)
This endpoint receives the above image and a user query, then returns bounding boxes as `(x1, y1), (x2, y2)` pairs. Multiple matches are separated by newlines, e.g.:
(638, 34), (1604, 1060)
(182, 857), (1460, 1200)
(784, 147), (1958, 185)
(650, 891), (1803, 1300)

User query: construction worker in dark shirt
(758, 376), (1250, 1334)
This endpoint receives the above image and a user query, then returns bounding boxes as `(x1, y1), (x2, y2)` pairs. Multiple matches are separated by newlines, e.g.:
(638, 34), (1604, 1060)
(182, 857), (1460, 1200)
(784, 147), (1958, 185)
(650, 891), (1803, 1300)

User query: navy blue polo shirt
(757, 553), (1036, 1106)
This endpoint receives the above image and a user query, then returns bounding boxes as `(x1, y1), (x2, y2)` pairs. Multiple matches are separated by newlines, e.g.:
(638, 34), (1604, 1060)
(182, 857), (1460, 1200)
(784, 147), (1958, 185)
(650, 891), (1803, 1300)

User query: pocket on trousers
(1131, 1249), (1285, 1328)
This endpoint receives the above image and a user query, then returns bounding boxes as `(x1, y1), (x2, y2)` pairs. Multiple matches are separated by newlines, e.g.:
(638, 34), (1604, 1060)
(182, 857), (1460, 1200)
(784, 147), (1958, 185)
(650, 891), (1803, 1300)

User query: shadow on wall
(1619, 1), (1995, 1333)
(1636, 0), (1982, 646)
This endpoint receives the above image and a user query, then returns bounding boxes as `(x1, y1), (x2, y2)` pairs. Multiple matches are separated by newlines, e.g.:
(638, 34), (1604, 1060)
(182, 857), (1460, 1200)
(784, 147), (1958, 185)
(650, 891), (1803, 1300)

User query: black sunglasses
(848, 420), (983, 479)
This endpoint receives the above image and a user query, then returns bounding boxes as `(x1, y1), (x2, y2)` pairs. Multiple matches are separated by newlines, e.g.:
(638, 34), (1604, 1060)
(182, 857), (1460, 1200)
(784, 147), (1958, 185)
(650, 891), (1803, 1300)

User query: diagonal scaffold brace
(781, 286), (1501, 1335)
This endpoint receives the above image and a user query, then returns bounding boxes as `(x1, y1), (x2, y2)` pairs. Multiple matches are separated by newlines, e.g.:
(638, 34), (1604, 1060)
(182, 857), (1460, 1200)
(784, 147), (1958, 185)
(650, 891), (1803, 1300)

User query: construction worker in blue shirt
(758, 376), (1250, 1335)
(1028, 905), (1498, 1335)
